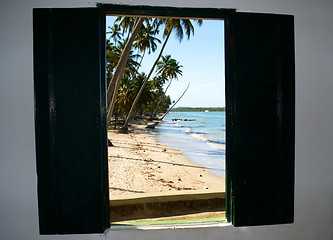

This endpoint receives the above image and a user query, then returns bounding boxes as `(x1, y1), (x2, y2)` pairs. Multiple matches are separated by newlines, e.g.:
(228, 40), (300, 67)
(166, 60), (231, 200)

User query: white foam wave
(185, 128), (192, 133)
(189, 133), (211, 142)
(174, 122), (182, 127)
(207, 142), (226, 150)
(189, 133), (226, 151)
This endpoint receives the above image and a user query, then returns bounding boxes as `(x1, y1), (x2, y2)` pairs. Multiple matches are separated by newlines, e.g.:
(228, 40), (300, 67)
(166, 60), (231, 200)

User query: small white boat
(204, 110), (209, 112)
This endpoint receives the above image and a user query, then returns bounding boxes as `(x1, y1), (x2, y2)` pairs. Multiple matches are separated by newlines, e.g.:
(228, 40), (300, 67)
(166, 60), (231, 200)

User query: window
(105, 15), (226, 224)
(33, 5), (294, 234)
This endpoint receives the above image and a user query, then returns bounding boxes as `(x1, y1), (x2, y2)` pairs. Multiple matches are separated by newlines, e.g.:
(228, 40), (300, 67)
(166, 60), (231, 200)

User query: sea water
(151, 111), (226, 177)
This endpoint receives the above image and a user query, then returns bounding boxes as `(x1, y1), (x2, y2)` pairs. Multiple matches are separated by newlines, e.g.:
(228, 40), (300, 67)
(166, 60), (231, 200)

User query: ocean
(151, 111), (226, 177)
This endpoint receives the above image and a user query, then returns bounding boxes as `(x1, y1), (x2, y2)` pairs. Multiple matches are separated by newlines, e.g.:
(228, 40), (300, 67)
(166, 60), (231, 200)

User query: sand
(108, 121), (225, 198)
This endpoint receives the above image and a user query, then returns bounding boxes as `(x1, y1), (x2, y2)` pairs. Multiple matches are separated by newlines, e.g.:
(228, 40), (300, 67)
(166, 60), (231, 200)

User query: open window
(105, 14), (226, 225)
(33, 5), (294, 235)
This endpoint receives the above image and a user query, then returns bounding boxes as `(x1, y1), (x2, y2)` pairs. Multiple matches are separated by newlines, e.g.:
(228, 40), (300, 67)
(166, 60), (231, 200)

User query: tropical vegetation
(170, 107), (226, 112)
(106, 16), (203, 131)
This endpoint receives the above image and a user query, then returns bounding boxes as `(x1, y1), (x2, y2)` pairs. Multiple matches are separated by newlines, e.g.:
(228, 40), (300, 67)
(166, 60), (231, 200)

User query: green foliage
(158, 95), (171, 113)
(153, 18), (203, 42)
(107, 23), (123, 45)
(106, 16), (203, 123)
(156, 55), (183, 81)
(106, 39), (140, 85)
(133, 22), (161, 54)
(115, 73), (156, 115)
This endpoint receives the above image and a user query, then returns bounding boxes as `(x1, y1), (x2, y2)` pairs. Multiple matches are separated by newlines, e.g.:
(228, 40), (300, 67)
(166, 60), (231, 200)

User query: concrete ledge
(110, 191), (225, 222)
(110, 190), (225, 206)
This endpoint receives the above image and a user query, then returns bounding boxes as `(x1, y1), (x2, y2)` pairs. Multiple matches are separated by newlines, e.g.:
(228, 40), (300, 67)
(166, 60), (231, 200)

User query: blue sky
(106, 17), (225, 107)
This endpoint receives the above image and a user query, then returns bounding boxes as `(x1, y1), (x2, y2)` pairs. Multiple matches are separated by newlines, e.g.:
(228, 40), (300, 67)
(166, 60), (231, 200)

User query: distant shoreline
(170, 107), (225, 112)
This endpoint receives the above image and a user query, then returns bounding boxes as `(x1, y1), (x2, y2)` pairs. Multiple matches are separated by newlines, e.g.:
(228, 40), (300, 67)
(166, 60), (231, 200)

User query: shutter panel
(226, 12), (295, 226)
(33, 8), (110, 234)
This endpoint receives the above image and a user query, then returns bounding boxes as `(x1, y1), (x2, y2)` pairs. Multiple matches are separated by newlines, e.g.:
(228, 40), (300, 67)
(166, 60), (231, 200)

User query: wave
(174, 122), (182, 127)
(185, 128), (192, 133)
(188, 132), (225, 151)
(189, 133), (211, 142)
(154, 111), (226, 177)
(157, 120), (226, 152)
(207, 141), (226, 151)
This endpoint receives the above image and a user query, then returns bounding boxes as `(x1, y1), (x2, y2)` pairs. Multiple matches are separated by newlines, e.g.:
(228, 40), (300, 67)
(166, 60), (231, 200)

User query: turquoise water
(151, 111), (226, 177)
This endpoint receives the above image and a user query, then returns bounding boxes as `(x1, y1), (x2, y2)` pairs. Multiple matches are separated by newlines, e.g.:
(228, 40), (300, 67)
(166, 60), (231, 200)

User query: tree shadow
(108, 155), (225, 173)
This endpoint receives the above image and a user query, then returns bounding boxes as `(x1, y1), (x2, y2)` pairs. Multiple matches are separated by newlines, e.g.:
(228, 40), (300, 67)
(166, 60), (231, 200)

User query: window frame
(33, 5), (295, 234)
(100, 2), (234, 223)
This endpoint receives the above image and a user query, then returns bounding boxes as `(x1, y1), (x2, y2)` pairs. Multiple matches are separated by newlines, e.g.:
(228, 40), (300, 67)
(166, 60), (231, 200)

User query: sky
(106, 17), (225, 107)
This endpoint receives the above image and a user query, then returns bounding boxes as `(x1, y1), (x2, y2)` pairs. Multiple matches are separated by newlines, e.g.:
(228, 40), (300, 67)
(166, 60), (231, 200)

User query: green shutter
(226, 12), (295, 226)
(33, 8), (110, 234)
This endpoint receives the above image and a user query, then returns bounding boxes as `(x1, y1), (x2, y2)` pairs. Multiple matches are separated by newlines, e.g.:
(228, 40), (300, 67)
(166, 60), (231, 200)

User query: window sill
(109, 221), (232, 231)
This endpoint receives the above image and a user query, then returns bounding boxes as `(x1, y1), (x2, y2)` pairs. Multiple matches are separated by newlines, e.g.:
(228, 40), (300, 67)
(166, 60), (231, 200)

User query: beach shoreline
(108, 120), (225, 198)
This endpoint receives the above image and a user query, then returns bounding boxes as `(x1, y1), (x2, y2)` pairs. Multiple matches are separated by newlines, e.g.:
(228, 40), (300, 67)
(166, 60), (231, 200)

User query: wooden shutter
(225, 12), (295, 226)
(33, 8), (110, 234)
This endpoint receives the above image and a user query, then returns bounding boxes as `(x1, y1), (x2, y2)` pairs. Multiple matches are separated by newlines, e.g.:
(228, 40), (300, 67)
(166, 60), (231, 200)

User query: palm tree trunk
(116, 50), (146, 119)
(107, 17), (144, 126)
(160, 82), (190, 120)
(122, 32), (172, 130)
(150, 78), (172, 119)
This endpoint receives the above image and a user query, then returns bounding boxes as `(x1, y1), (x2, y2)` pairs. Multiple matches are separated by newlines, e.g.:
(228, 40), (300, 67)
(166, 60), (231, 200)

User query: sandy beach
(108, 121), (225, 198)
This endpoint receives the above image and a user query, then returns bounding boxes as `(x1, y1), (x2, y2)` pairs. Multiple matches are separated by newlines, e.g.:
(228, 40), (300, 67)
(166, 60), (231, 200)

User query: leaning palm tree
(160, 82), (190, 120)
(123, 21), (161, 97)
(117, 40), (142, 78)
(107, 40), (141, 79)
(107, 39), (141, 126)
(150, 55), (183, 119)
(106, 17), (144, 126)
(115, 21), (161, 123)
(121, 18), (202, 131)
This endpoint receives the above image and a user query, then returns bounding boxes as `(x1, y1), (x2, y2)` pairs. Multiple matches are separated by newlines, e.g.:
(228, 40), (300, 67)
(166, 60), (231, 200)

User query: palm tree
(116, 73), (155, 116)
(107, 23), (123, 46)
(150, 55), (183, 119)
(107, 39), (141, 127)
(158, 94), (172, 113)
(106, 40), (140, 79)
(131, 73), (156, 113)
(133, 22), (161, 57)
(114, 22), (161, 124)
(115, 16), (136, 40)
(160, 82), (190, 120)
(122, 18), (202, 131)
(106, 39), (140, 92)
(123, 21), (161, 95)
(106, 40), (116, 80)
(117, 40), (142, 78)
(156, 55), (183, 81)
(106, 17), (144, 126)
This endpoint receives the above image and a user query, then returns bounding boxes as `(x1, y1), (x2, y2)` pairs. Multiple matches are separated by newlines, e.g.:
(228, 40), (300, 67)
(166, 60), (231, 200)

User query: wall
(1, 0), (333, 239)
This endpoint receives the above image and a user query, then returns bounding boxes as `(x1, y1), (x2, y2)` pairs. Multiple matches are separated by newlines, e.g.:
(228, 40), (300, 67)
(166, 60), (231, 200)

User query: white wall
(1, 0), (333, 239)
